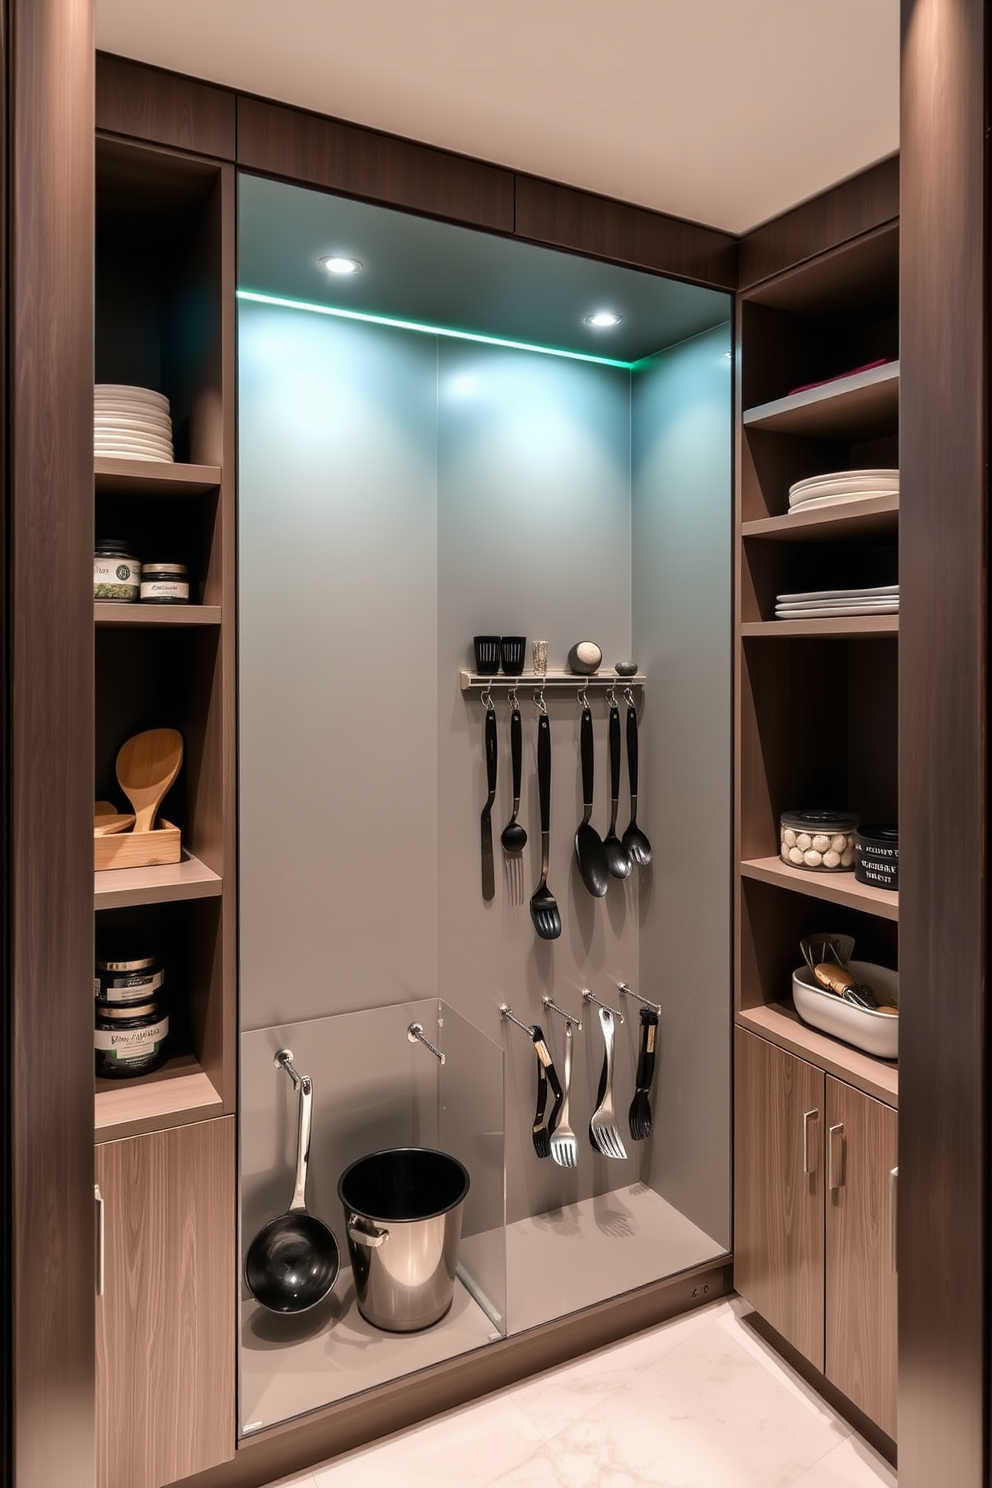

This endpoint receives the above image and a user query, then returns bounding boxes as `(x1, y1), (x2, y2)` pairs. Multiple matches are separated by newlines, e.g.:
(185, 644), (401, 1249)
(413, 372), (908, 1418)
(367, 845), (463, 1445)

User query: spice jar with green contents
(94, 538), (140, 602)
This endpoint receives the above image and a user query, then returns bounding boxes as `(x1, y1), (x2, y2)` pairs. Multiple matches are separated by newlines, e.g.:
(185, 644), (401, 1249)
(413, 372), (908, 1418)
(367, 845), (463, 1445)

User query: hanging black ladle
(245, 1050), (339, 1313)
(574, 694), (609, 897)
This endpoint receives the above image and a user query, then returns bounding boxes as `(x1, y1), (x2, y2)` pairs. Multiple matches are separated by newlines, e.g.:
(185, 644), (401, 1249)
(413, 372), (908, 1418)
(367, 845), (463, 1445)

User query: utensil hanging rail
(274, 1048), (304, 1086)
(407, 1023), (445, 1064)
(461, 670), (645, 693)
(499, 1004), (535, 1038)
(618, 982), (662, 1015)
(542, 995), (582, 1031)
(581, 989), (624, 1023)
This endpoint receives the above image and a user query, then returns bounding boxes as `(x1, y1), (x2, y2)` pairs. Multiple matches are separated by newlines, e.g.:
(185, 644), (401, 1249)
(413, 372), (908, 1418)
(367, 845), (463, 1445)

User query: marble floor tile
(311, 1394), (547, 1487)
(790, 1438), (897, 1488)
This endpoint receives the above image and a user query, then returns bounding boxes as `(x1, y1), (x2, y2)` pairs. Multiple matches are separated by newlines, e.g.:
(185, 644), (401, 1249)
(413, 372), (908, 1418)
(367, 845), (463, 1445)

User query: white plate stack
(774, 584), (899, 619)
(788, 468), (899, 513)
(95, 385), (174, 463)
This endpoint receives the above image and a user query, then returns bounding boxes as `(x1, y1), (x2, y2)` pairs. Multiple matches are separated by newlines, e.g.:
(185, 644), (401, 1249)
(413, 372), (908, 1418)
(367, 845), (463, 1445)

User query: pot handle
(348, 1216), (389, 1248)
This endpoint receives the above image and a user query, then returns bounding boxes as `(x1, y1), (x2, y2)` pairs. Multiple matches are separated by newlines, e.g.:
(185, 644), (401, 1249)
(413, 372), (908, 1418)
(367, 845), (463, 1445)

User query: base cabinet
(95, 1117), (236, 1488)
(734, 1029), (897, 1439)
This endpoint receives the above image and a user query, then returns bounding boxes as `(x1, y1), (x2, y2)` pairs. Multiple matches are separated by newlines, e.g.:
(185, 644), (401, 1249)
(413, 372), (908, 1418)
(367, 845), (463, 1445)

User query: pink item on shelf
(787, 358), (892, 398)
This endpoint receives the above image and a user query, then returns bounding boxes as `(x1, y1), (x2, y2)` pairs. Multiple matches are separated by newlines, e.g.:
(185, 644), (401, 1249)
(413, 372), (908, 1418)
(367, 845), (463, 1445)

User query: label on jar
(94, 1016), (169, 1059)
(94, 555), (140, 601)
(140, 579), (189, 602)
(98, 970), (164, 1002)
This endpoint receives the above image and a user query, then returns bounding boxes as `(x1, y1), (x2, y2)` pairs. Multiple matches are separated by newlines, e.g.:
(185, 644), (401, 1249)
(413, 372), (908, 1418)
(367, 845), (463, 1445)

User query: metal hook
(576, 685), (590, 709)
(618, 982), (662, 1016)
(581, 989), (624, 1023)
(480, 684), (495, 713)
(507, 684), (519, 712)
(408, 1023), (445, 1064)
(542, 995), (582, 1031)
(605, 682), (619, 708)
(274, 1048), (304, 1088)
(500, 1004), (536, 1037)
(533, 687), (548, 715)
(622, 685), (637, 709)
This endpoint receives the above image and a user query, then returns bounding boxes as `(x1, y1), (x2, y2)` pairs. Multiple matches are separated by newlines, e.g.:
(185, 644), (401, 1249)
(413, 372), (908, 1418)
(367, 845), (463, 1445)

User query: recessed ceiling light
(584, 311), (622, 328)
(319, 255), (363, 275)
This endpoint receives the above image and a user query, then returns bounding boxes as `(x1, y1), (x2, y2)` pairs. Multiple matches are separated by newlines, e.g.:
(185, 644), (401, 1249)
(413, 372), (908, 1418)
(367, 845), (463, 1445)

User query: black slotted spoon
(530, 710), (562, 939)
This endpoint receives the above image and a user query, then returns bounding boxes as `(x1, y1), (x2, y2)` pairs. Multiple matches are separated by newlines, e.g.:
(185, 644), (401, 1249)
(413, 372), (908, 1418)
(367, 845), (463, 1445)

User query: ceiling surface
(95, 1), (899, 235)
(239, 175), (731, 363)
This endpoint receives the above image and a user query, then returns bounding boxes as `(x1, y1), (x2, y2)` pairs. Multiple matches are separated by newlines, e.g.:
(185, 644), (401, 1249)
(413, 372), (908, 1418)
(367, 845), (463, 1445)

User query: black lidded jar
(140, 562), (190, 604)
(95, 952), (164, 1006)
(95, 996), (169, 1079)
(855, 823), (899, 890)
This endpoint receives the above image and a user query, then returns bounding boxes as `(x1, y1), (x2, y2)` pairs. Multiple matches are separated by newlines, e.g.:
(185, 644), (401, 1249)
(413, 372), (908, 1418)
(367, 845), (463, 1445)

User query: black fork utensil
(529, 707), (562, 939)
(622, 692), (653, 867)
(628, 1007), (659, 1140)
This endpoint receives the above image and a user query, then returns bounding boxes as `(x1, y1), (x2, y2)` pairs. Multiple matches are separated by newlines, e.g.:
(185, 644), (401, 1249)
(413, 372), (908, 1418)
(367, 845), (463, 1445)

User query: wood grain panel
(824, 1079), (898, 1439)
(166, 1262), (732, 1488)
(740, 157), (899, 289)
(7, 2), (96, 1485)
(237, 95), (514, 231)
(734, 1029), (825, 1367)
(95, 1119), (236, 1488)
(96, 52), (235, 159)
(514, 174), (737, 289)
(899, 0), (988, 1483)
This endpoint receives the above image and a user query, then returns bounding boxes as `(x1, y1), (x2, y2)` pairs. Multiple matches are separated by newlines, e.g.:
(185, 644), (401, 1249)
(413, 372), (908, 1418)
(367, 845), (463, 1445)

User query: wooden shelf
(742, 361), (899, 440)
(742, 615), (898, 639)
(94, 457), (221, 495)
(94, 851), (222, 910)
(742, 494), (899, 543)
(95, 1054), (224, 1141)
(741, 857), (899, 921)
(95, 604), (222, 626)
(737, 1003), (898, 1109)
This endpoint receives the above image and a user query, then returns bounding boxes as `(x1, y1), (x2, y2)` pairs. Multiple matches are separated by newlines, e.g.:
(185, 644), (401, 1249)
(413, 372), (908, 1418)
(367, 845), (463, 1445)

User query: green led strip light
(236, 289), (634, 369)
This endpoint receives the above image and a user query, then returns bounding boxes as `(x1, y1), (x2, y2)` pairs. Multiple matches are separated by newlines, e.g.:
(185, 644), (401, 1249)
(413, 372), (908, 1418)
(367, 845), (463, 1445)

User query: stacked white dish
(775, 583), (899, 619)
(788, 468), (898, 513)
(95, 385), (174, 463)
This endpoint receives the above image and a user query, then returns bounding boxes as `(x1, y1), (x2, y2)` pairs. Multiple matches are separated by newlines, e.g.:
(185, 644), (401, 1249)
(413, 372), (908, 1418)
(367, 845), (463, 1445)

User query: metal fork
(589, 1007), (628, 1160)
(550, 1021), (578, 1168)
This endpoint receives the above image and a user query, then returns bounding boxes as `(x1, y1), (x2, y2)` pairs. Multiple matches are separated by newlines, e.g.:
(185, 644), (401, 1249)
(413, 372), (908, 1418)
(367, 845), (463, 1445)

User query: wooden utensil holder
(94, 819), (181, 872)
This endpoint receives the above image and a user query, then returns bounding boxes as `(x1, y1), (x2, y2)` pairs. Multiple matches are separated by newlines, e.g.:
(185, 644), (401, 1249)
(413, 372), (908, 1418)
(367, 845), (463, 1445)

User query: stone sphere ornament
(567, 641), (603, 675)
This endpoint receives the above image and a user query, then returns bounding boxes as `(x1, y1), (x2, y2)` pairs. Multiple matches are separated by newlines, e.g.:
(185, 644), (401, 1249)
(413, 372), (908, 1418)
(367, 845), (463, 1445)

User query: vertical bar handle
(802, 1109), (818, 1175)
(95, 1184), (105, 1297)
(889, 1166), (898, 1272)
(828, 1123), (845, 1192)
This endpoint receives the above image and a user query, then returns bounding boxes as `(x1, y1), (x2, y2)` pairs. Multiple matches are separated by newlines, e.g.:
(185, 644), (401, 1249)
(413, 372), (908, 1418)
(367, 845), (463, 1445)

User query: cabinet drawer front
(734, 1029), (825, 1367)
(96, 1118), (236, 1488)
(825, 1078), (898, 1439)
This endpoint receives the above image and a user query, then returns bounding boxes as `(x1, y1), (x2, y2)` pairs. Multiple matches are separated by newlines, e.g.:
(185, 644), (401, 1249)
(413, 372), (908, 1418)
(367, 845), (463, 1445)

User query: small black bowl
(473, 635), (501, 675)
(500, 636), (526, 675)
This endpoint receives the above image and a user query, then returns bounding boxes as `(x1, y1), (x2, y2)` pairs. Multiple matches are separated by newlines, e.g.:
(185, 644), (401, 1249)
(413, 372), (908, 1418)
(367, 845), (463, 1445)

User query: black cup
(473, 635), (501, 675)
(500, 636), (526, 675)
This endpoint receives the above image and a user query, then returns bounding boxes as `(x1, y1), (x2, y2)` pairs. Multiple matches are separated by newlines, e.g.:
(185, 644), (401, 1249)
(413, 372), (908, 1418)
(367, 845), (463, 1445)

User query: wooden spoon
(115, 728), (183, 833)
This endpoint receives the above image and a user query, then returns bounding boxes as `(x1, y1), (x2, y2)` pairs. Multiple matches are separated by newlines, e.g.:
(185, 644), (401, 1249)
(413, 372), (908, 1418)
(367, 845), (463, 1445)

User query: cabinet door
(735, 1029), (825, 1367)
(824, 1079), (898, 1439)
(95, 1117), (235, 1488)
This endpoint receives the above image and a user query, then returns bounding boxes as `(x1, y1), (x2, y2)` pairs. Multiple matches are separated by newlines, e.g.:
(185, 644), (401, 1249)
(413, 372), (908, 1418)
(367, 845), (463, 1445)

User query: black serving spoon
(574, 704), (609, 896)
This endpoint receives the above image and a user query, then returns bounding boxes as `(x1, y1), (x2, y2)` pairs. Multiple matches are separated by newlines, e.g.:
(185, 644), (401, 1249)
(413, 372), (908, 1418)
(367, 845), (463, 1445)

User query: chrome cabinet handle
(889, 1166), (898, 1272)
(802, 1109), (818, 1175)
(828, 1123), (845, 1192)
(95, 1184), (105, 1297)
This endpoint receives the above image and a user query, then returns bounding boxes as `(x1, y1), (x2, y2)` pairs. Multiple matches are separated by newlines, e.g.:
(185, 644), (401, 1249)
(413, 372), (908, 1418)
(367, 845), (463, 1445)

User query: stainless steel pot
(337, 1147), (470, 1332)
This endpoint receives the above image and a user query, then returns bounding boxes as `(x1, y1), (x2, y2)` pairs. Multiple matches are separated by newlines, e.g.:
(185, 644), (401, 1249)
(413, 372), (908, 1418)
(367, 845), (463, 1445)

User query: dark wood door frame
(2, 21), (989, 1488)
(2, 3), (95, 1488)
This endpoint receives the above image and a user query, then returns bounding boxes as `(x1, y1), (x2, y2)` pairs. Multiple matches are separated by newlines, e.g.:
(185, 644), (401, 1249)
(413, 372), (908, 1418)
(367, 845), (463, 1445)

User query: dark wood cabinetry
(95, 1118), (236, 1488)
(735, 1031), (898, 1439)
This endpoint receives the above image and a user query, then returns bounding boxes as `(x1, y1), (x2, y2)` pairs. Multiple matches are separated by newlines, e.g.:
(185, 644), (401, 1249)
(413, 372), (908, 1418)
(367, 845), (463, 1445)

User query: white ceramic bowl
(792, 960), (899, 1060)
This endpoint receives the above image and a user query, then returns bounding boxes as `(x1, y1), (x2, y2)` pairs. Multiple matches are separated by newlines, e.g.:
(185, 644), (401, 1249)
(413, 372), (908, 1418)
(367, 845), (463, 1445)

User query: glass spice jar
(140, 562), (189, 604)
(95, 996), (169, 1078)
(94, 538), (140, 602)
(780, 810), (859, 872)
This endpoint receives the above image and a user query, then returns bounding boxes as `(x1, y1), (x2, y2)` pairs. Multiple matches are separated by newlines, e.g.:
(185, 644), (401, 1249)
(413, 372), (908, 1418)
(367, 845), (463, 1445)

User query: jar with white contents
(780, 810), (859, 872)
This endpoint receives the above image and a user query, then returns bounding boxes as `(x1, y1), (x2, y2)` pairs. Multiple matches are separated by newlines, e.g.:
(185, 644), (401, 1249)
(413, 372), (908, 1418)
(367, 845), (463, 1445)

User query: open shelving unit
(735, 219), (900, 1101)
(93, 134), (235, 1143)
